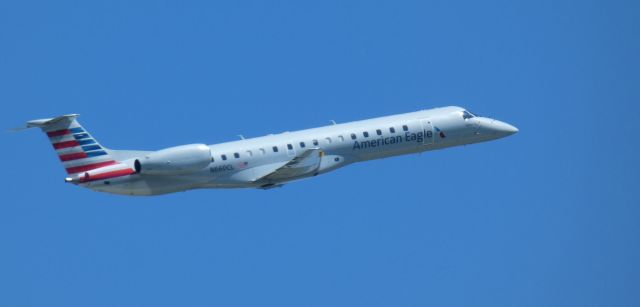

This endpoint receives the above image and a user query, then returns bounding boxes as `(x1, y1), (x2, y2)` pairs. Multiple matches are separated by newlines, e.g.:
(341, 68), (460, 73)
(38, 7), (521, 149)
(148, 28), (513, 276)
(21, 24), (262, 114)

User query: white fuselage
(86, 106), (517, 195)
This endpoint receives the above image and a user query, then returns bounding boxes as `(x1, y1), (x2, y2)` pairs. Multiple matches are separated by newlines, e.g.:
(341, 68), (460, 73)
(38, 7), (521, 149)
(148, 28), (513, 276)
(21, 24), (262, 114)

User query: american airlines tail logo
(47, 127), (117, 174)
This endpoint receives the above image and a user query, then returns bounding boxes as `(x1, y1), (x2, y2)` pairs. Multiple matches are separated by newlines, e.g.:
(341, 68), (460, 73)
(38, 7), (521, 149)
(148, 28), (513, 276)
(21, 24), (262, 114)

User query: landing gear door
(420, 118), (434, 145)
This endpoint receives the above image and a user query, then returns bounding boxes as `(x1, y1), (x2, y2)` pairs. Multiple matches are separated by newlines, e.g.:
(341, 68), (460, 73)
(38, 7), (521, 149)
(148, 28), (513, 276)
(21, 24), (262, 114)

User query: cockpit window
(462, 110), (476, 120)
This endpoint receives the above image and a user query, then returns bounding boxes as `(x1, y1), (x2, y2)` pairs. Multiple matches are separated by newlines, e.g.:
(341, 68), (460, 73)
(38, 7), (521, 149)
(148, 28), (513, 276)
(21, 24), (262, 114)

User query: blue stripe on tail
(82, 145), (102, 151)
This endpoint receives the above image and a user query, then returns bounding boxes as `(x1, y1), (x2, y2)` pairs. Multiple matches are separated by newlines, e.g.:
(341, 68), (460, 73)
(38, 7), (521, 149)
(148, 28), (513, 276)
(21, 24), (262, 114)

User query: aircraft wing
(253, 148), (323, 184)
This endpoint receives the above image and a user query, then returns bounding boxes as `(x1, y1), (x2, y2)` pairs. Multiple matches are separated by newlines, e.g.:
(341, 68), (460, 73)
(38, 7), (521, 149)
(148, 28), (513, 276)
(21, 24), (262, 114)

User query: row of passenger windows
(212, 125), (410, 162)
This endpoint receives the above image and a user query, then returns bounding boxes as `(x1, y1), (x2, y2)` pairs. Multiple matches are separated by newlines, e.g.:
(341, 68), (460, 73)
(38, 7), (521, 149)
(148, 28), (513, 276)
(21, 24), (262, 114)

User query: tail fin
(26, 114), (118, 175)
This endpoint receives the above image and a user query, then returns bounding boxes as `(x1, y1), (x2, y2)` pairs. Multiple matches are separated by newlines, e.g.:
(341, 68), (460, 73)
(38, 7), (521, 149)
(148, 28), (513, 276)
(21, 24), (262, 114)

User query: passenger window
(390, 127), (395, 133)
(272, 146), (279, 153)
(246, 150), (253, 157)
(299, 142), (305, 148)
(351, 133), (357, 140)
(234, 153), (240, 159)
(403, 125), (408, 131)
(363, 131), (369, 138)
(325, 137), (332, 144)
(211, 156), (215, 162)
(338, 135), (344, 142)
(312, 139), (319, 146)
(259, 148), (266, 155)
(376, 129), (382, 136)
(287, 144), (293, 150)
(221, 154), (227, 161)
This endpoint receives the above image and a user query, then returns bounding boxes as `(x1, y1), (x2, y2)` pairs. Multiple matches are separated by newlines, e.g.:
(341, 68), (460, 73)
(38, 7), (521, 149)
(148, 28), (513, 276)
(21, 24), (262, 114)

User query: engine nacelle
(134, 144), (211, 175)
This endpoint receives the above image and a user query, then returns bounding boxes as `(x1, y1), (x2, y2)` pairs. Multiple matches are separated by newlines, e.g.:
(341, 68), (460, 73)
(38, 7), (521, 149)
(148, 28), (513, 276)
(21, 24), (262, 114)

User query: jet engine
(134, 144), (212, 175)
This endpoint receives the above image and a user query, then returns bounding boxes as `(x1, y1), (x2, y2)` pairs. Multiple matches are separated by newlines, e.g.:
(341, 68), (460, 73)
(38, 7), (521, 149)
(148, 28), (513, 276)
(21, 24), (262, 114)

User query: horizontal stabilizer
(26, 114), (80, 128)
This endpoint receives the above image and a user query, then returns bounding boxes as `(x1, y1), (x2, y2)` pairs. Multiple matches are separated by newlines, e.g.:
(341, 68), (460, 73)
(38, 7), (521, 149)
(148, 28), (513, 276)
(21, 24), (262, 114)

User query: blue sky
(1, 0), (639, 306)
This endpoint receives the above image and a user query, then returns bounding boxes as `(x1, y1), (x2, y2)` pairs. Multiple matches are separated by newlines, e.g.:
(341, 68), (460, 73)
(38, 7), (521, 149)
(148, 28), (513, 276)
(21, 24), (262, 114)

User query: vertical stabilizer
(26, 114), (119, 175)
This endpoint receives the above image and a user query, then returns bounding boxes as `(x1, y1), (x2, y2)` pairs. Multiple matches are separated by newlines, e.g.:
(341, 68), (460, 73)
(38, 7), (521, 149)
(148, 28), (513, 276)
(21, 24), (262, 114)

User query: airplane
(23, 106), (517, 196)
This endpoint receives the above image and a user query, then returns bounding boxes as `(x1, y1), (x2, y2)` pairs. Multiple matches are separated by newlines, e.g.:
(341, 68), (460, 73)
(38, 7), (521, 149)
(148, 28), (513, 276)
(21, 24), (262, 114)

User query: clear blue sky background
(1, 1), (639, 306)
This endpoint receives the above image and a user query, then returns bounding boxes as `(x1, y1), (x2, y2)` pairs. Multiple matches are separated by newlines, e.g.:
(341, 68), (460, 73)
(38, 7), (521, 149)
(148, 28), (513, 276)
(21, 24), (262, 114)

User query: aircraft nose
(491, 120), (519, 136)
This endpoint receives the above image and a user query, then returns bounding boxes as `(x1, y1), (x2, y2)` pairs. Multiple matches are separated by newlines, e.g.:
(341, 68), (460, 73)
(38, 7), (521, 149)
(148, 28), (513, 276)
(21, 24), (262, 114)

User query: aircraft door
(420, 118), (434, 145)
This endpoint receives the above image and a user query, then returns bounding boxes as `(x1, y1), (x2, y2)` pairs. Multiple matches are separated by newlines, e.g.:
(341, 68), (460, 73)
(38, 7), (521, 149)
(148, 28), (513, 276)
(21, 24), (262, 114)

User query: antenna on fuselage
(329, 120), (337, 125)
(238, 134), (245, 140)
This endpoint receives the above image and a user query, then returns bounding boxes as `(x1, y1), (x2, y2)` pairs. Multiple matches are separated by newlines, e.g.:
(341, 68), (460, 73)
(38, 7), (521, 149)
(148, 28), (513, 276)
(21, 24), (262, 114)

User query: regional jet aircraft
(23, 106), (517, 195)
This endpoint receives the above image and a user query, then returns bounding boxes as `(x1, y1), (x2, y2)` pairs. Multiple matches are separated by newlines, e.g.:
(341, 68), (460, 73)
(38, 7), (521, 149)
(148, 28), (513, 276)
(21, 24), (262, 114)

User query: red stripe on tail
(47, 129), (71, 137)
(59, 152), (88, 162)
(79, 168), (136, 183)
(53, 140), (80, 149)
(66, 161), (117, 174)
